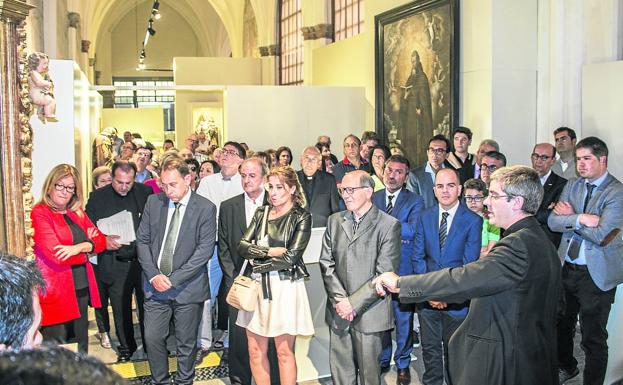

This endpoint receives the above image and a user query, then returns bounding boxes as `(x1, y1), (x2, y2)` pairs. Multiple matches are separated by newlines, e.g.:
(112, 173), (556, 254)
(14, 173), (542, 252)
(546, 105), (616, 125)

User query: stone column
(0, 0), (35, 257)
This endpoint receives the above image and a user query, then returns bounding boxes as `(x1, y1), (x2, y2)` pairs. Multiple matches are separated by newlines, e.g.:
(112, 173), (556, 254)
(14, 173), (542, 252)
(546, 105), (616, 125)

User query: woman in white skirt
(237, 165), (314, 385)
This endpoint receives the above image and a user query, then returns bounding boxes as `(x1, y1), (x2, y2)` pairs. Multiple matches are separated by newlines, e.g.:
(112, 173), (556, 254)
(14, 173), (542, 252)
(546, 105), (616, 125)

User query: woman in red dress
(32, 164), (106, 353)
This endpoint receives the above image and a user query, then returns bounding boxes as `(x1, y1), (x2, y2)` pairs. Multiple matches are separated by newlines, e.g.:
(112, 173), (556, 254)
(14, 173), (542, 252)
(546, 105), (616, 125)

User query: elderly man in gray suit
(549, 136), (623, 385)
(319, 170), (401, 385)
(137, 154), (216, 385)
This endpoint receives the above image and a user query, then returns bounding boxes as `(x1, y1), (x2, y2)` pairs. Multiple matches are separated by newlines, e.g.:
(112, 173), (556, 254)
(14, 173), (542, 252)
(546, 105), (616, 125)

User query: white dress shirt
(245, 191), (266, 227)
(540, 170), (552, 186)
(196, 171), (244, 229)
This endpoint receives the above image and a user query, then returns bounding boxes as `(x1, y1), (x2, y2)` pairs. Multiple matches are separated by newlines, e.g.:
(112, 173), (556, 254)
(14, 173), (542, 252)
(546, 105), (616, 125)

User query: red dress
(31, 203), (106, 326)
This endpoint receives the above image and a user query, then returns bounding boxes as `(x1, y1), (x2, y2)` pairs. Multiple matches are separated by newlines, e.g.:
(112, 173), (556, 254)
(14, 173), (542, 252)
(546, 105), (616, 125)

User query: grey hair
(489, 165), (543, 215)
(241, 157), (269, 176)
(479, 139), (500, 152)
(358, 172), (375, 190)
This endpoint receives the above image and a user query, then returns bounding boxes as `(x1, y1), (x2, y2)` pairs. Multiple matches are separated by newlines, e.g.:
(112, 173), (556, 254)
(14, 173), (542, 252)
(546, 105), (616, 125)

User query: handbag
(226, 206), (269, 311)
(226, 259), (259, 311)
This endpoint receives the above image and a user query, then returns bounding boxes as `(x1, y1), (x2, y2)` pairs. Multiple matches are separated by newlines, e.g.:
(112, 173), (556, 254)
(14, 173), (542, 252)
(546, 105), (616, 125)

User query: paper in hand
(96, 210), (136, 245)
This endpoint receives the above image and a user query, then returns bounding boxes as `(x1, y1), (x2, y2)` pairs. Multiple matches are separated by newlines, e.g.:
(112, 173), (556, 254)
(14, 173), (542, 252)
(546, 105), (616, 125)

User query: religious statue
(195, 113), (220, 148)
(28, 52), (57, 123)
(92, 127), (115, 170)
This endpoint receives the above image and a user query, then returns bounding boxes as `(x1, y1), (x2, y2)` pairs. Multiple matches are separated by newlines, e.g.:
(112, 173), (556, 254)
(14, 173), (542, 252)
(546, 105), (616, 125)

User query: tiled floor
(88, 306), (585, 385)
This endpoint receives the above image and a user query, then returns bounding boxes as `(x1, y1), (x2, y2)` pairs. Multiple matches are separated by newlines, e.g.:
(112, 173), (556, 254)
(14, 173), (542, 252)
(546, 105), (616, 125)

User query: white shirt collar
(540, 170), (552, 186)
(245, 190), (265, 205)
(439, 200), (460, 217)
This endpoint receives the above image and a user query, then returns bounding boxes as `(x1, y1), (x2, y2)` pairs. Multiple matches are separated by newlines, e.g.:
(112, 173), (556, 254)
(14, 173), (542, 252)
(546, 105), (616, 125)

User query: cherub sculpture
(28, 52), (57, 122)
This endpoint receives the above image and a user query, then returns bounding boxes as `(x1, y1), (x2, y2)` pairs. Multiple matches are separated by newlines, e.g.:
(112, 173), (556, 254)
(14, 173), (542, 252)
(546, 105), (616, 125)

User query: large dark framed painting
(375, 0), (459, 166)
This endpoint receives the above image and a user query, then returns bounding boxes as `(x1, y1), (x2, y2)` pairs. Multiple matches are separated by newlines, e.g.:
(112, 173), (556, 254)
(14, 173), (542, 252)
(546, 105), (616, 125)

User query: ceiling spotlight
(152, 1), (160, 11)
(153, 11), (161, 20)
(148, 21), (156, 36)
(152, 1), (161, 19)
(139, 49), (146, 59)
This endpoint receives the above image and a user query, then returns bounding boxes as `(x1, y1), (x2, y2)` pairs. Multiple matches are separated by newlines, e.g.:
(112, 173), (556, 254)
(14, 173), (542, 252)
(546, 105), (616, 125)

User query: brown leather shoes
(396, 367), (411, 385)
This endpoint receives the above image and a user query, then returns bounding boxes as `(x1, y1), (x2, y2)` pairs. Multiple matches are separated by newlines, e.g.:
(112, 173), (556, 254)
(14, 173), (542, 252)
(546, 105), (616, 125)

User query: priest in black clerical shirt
(296, 146), (340, 227)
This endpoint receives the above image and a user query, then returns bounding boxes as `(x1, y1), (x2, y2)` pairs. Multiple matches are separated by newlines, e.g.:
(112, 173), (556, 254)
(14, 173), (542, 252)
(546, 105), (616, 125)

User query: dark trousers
(94, 261), (145, 354)
(228, 304), (281, 385)
(144, 298), (203, 385)
(41, 288), (90, 353)
(329, 327), (383, 385)
(380, 296), (414, 369)
(558, 265), (616, 385)
(419, 308), (465, 385)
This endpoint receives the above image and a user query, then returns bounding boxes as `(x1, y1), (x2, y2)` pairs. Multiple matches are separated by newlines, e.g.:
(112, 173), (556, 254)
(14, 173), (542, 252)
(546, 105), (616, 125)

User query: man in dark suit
(218, 158), (280, 385)
(296, 146), (340, 227)
(372, 155), (424, 385)
(86, 161), (152, 362)
(137, 154), (216, 385)
(319, 170), (401, 385)
(407, 134), (454, 209)
(549, 137), (623, 385)
(412, 168), (481, 385)
(377, 166), (561, 385)
(531, 143), (567, 248)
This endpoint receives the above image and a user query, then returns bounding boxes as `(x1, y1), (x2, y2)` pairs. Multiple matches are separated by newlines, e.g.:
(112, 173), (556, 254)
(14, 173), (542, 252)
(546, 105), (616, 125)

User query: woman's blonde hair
(39, 164), (84, 212)
(266, 165), (307, 208)
(92, 166), (111, 189)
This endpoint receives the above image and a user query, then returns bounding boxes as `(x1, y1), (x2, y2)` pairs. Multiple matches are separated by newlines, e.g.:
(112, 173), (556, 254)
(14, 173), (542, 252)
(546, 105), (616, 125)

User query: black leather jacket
(238, 205), (311, 281)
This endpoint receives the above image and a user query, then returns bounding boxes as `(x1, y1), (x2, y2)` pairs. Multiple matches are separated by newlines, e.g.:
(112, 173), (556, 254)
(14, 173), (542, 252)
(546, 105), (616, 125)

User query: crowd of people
(1, 125), (622, 385)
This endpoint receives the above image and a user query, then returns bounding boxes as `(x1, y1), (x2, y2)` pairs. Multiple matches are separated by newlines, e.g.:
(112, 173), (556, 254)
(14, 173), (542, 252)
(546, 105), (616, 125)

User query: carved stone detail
(259, 44), (280, 57)
(68, 12), (80, 28)
(81, 39), (90, 53)
(301, 23), (333, 40)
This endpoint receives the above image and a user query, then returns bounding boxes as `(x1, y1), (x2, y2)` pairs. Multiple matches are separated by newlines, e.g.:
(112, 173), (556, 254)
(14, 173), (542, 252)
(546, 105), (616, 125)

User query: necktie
(568, 183), (597, 260)
(160, 202), (181, 276)
(439, 212), (449, 252)
(386, 195), (394, 214)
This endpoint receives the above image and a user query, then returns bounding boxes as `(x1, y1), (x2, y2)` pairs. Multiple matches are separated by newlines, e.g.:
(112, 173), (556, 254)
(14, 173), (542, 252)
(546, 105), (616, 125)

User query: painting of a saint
(376, 1), (458, 166)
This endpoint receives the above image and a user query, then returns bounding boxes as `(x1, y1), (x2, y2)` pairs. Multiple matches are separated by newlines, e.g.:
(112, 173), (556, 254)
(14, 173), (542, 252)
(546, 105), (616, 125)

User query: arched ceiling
(83, 0), (279, 58)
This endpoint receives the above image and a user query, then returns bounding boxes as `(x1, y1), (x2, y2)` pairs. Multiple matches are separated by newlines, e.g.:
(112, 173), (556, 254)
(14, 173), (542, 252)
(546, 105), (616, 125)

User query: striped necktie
(386, 195), (394, 215)
(439, 211), (449, 252)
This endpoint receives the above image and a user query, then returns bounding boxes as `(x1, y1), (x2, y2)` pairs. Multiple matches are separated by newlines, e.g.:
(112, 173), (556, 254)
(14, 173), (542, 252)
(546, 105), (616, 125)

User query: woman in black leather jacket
(237, 165), (314, 385)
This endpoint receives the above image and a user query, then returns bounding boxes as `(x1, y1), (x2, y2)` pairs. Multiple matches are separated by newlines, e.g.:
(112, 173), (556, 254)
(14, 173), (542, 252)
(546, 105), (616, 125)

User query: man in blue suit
(373, 155), (424, 385)
(412, 168), (482, 385)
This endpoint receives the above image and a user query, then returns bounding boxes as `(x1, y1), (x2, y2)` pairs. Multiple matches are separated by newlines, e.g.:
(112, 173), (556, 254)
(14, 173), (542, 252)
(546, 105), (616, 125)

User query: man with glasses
(372, 155), (424, 384)
(479, 151), (506, 186)
(135, 146), (156, 183)
(552, 126), (578, 179)
(376, 165), (561, 385)
(296, 146), (340, 227)
(332, 134), (371, 185)
(86, 161), (153, 362)
(531, 143), (567, 248)
(473, 139), (499, 179)
(320, 170), (401, 385)
(407, 134), (453, 209)
(411, 168), (481, 385)
(196, 141), (246, 359)
(549, 137), (623, 385)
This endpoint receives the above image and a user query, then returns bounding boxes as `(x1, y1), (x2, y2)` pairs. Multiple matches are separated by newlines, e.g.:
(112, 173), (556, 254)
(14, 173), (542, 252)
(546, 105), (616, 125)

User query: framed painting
(375, 0), (459, 166)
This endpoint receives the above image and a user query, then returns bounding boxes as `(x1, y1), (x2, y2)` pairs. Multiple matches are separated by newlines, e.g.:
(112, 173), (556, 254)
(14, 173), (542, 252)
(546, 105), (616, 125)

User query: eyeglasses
(427, 148), (447, 155)
(480, 163), (499, 172)
(54, 183), (76, 193)
(489, 194), (513, 201)
(137, 152), (151, 158)
(338, 186), (369, 196)
(464, 195), (484, 203)
(189, 166), (197, 171)
(531, 153), (552, 161)
(222, 149), (239, 157)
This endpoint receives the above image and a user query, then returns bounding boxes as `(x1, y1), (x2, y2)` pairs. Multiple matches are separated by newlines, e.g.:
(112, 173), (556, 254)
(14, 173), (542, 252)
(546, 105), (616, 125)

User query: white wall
(225, 86), (366, 161)
(582, 60), (623, 384)
(32, 60), (99, 201)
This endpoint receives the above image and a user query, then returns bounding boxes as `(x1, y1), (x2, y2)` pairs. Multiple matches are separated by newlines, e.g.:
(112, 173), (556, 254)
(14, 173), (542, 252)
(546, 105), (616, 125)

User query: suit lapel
(586, 174), (613, 213)
(393, 190), (408, 217)
(235, 194), (247, 235)
(444, 205), (464, 255)
(173, 193), (197, 257)
(157, 195), (169, 253)
(340, 214), (355, 241)
(428, 206), (441, 258)
(351, 209), (376, 243)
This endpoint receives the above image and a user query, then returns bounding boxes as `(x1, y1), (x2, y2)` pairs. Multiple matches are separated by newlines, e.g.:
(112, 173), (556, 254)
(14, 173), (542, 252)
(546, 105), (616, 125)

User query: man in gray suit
(407, 134), (453, 209)
(549, 136), (623, 385)
(319, 170), (401, 385)
(137, 154), (216, 385)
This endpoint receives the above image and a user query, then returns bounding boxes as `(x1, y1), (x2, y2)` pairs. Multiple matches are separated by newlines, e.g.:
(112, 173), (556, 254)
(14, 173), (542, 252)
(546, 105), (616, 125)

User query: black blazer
(536, 172), (567, 248)
(296, 170), (340, 228)
(217, 193), (268, 285)
(85, 183), (153, 283)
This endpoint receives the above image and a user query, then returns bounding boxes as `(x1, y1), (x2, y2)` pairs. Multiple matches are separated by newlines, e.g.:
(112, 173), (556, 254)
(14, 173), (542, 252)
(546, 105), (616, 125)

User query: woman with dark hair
(32, 164), (107, 353)
(275, 146), (293, 166)
(199, 160), (220, 180)
(237, 166), (314, 385)
(315, 142), (336, 174)
(370, 145), (391, 191)
(185, 158), (201, 191)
